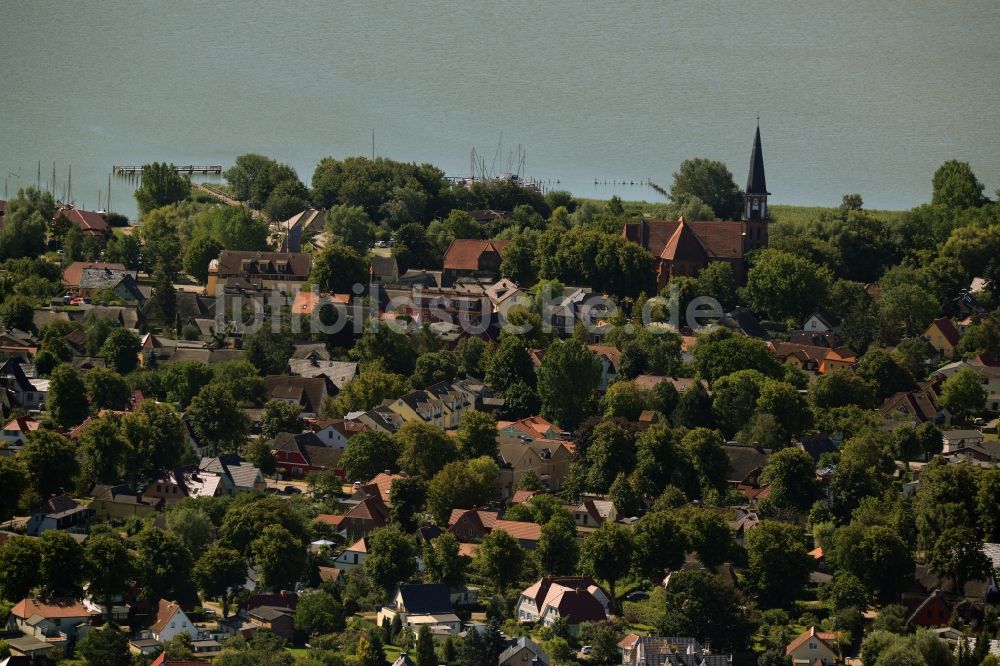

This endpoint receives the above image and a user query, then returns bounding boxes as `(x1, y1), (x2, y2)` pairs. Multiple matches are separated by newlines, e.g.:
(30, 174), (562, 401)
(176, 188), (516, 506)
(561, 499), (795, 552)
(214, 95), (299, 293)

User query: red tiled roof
(928, 317), (961, 347)
(149, 599), (183, 633)
(11, 598), (95, 620)
(150, 655), (211, 666)
(786, 627), (839, 656)
(56, 207), (109, 236)
(442, 239), (511, 271)
(624, 219), (744, 260)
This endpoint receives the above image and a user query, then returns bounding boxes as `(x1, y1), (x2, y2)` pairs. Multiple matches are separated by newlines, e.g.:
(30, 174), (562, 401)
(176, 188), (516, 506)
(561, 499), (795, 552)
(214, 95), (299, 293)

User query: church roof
(661, 220), (710, 263)
(624, 219), (744, 260)
(746, 123), (769, 195)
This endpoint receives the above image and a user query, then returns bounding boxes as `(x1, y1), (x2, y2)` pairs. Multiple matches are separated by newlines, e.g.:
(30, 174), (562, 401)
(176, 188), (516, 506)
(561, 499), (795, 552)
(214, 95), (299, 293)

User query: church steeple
(743, 121), (769, 223)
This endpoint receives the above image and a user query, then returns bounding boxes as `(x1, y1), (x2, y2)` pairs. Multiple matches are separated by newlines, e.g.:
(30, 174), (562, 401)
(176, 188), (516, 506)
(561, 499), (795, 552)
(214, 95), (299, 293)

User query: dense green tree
(39, 530), (85, 597)
(809, 368), (876, 409)
(671, 380), (715, 429)
(78, 416), (127, 488)
(681, 428), (731, 498)
(423, 532), (466, 588)
(212, 359), (266, 404)
(295, 589), (346, 636)
(414, 625), (436, 666)
(46, 363), (90, 428)
(135, 163), (191, 214)
(313, 243), (369, 294)
(18, 429), (79, 498)
(388, 476), (426, 532)
(77, 626), (132, 666)
(120, 401), (186, 481)
(159, 359), (214, 406)
(876, 282), (939, 344)
(326, 369), (409, 416)
(100, 328), (141, 374)
(411, 350), (460, 389)
(692, 329), (783, 383)
(741, 249), (831, 322)
(84, 366), (132, 410)
(188, 384), (250, 454)
(325, 204), (376, 253)
(251, 524), (307, 591)
(456, 410), (498, 460)
(193, 546), (248, 617)
(828, 523), (912, 602)
(426, 459), (496, 525)
(632, 511), (687, 580)
(711, 370), (767, 437)
(538, 510), (580, 576)
(0, 535), (42, 600)
(0, 458), (28, 522)
(260, 399), (304, 439)
(242, 327), (295, 376)
(133, 526), (193, 601)
(339, 431), (401, 482)
(166, 504), (215, 557)
(396, 422), (457, 478)
(659, 569), (749, 651)
(225, 154), (300, 208)
(183, 234), (223, 284)
(350, 326), (417, 375)
(855, 350), (916, 402)
(580, 522), (632, 609)
(219, 496), (309, 554)
(677, 507), (734, 568)
(84, 532), (132, 621)
(669, 158), (742, 220)
(0, 295), (34, 331)
(355, 630), (385, 666)
(932, 160), (987, 209)
(473, 529), (525, 592)
(697, 261), (738, 310)
(584, 419), (638, 493)
(928, 527), (992, 594)
(823, 573), (869, 613)
(366, 525), (419, 597)
(940, 366), (987, 421)
(745, 521), (812, 608)
(759, 448), (819, 513)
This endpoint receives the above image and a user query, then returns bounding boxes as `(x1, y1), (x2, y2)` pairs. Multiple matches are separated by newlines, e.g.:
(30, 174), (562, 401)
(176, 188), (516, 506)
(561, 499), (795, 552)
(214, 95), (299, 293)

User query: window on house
(353, 553), (358, 564)
(808, 642), (817, 650)
(171, 622), (176, 628)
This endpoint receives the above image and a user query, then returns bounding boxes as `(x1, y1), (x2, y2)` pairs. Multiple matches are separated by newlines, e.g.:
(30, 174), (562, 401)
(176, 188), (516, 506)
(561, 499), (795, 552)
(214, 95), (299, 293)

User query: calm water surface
(3, 1), (999, 218)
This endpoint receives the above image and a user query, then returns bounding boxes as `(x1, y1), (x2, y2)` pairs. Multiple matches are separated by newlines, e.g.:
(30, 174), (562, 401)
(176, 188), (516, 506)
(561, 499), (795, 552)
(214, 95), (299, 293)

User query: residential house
(364, 471), (407, 505)
(269, 432), (342, 478)
(441, 239), (511, 285)
(942, 430), (985, 453)
(498, 415), (563, 442)
(802, 311), (842, 334)
(246, 605), (295, 642)
(146, 599), (196, 644)
(76, 267), (142, 301)
(206, 251), (312, 294)
(377, 584), (461, 636)
(90, 484), (164, 520)
(718, 307), (770, 340)
(722, 445), (772, 488)
(279, 208), (326, 252)
(785, 627), (840, 666)
(350, 405), (406, 434)
(773, 342), (857, 374)
(448, 509), (542, 549)
(287, 357), (357, 392)
(497, 435), (573, 498)
(315, 493), (389, 540)
(936, 359), (1000, 411)
(390, 283), (490, 329)
(7, 598), (97, 644)
(390, 654), (416, 666)
(370, 256), (399, 284)
(924, 317), (962, 359)
(333, 537), (369, 572)
(904, 589), (952, 629)
(486, 278), (532, 316)
(7, 597), (97, 645)
(879, 379), (949, 426)
(264, 375), (331, 417)
(788, 329), (845, 349)
(142, 467), (227, 506)
(619, 634), (733, 666)
(1, 415), (40, 447)
(516, 577), (610, 633)
(53, 207), (111, 240)
(0, 358), (48, 410)
(0, 329), (38, 361)
(499, 637), (550, 666)
(200, 455), (266, 494)
(585, 345), (620, 391)
(26, 495), (94, 536)
(570, 498), (618, 528)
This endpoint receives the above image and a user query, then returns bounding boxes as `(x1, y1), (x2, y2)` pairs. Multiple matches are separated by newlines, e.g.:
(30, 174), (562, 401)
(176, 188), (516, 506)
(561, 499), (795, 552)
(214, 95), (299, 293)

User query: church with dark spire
(622, 123), (771, 289)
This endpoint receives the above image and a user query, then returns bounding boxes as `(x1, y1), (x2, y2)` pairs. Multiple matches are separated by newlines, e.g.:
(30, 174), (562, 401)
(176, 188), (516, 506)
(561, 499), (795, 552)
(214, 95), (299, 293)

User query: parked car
(625, 591), (649, 601)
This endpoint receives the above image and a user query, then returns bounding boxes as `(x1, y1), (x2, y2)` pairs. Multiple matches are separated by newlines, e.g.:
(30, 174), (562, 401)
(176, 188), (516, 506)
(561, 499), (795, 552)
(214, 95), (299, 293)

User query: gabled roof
(213, 251), (311, 278)
(520, 577), (609, 625)
(722, 445), (771, 484)
(55, 207), (109, 235)
(442, 239), (511, 271)
(265, 375), (329, 413)
(623, 219), (744, 260)
(397, 583), (453, 615)
(149, 599), (184, 634)
(786, 627), (838, 656)
(499, 636), (550, 665)
(661, 220), (710, 264)
(62, 261), (127, 287)
(11, 598), (94, 620)
(926, 317), (961, 347)
(287, 359), (357, 388)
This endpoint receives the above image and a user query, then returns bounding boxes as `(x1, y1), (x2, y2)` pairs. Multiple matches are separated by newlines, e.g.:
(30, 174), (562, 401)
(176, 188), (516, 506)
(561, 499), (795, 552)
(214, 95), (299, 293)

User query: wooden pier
(113, 164), (223, 175)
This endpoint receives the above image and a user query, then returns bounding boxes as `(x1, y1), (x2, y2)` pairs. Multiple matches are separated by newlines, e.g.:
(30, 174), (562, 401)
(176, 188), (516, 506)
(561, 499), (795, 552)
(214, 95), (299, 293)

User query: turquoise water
(3, 1), (999, 218)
